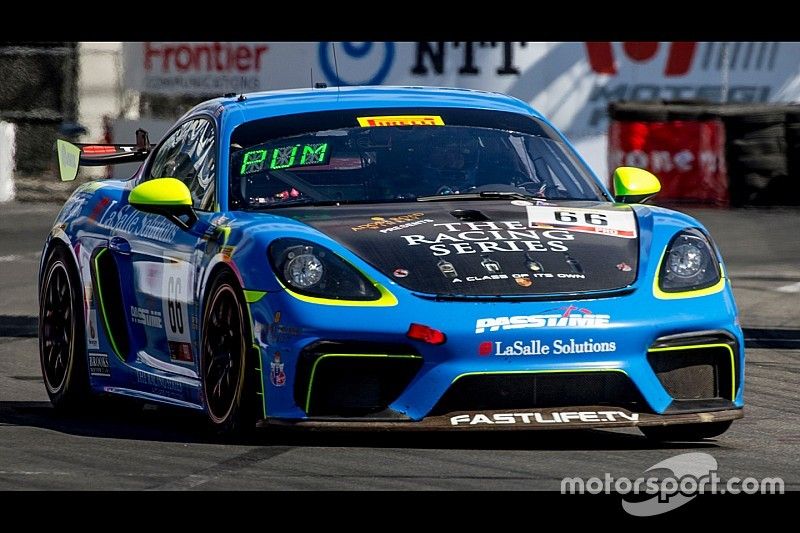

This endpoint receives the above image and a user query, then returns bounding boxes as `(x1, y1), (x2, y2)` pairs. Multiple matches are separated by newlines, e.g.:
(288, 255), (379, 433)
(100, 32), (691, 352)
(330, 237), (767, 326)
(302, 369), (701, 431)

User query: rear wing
(56, 128), (154, 181)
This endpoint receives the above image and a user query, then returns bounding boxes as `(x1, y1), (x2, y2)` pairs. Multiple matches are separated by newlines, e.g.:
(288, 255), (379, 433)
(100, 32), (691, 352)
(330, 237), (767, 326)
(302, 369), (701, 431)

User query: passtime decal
(401, 221), (574, 257)
(475, 305), (610, 334)
(351, 213), (432, 233)
(88, 353), (110, 377)
(479, 338), (617, 356)
(450, 410), (640, 426)
(525, 206), (637, 239)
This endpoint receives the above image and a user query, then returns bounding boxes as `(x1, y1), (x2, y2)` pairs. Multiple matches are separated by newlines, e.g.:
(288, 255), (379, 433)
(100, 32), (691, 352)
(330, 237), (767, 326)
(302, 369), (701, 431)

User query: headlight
(269, 238), (381, 301)
(658, 229), (721, 292)
(283, 246), (324, 289)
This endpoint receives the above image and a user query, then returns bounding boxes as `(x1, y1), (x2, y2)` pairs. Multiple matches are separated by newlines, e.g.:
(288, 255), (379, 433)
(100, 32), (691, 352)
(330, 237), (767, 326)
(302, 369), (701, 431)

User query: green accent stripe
(93, 248), (124, 362)
(274, 258), (398, 307)
(244, 299), (267, 419)
(647, 343), (736, 400)
(253, 343), (267, 419)
(243, 290), (266, 303)
(449, 368), (629, 387)
(279, 279), (398, 307)
(304, 354), (422, 413)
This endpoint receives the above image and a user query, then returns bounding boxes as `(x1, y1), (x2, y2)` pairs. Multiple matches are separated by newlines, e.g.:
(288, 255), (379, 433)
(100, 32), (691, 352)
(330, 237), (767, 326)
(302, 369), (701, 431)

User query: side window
(148, 118), (216, 210)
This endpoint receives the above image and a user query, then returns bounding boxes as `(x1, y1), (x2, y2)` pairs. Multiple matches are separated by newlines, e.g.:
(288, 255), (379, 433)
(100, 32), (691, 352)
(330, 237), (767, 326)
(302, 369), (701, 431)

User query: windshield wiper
(247, 198), (411, 210)
(247, 199), (341, 209)
(416, 191), (542, 202)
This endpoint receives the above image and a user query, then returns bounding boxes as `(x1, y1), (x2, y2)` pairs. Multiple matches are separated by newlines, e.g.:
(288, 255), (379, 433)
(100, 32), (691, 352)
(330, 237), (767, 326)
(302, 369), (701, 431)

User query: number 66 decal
(526, 206), (637, 239)
(161, 261), (192, 343)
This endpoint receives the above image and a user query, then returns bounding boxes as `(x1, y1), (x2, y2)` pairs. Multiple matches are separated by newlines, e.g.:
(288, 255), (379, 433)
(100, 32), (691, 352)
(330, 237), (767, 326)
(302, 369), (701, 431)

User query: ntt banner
(123, 41), (800, 140)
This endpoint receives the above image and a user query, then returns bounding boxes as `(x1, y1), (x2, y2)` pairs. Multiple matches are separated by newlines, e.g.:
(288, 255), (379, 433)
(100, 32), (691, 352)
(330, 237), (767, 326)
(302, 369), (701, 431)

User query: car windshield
(229, 108), (607, 209)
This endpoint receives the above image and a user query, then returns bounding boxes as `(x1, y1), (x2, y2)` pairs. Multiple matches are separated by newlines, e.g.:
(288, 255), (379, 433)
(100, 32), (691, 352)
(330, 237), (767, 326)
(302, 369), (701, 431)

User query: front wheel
(39, 245), (90, 410)
(201, 271), (257, 436)
(641, 420), (733, 441)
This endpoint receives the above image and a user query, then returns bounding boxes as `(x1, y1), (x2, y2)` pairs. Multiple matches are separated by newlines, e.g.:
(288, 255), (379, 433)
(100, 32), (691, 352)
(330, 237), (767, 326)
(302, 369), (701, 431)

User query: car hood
(283, 200), (639, 296)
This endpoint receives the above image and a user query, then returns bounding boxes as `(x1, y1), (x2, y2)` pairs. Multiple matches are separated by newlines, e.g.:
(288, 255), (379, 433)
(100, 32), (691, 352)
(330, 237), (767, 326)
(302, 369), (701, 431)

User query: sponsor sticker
(350, 213), (432, 233)
(450, 410), (639, 426)
(401, 221), (573, 257)
(270, 352), (286, 387)
(96, 202), (180, 244)
(393, 268), (409, 278)
(130, 306), (164, 328)
(437, 259), (458, 278)
(87, 309), (99, 350)
(617, 262), (633, 272)
(357, 115), (444, 127)
(88, 352), (110, 377)
(168, 341), (194, 362)
(479, 338), (617, 356)
(475, 306), (610, 333)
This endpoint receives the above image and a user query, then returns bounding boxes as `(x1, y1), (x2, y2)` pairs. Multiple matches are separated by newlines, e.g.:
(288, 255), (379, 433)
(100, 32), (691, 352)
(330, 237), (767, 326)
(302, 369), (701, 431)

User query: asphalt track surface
(0, 202), (799, 490)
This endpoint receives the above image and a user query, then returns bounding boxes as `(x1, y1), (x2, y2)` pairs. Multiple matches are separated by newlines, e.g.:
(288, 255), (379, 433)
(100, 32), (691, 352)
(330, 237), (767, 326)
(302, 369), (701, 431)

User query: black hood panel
(285, 200), (639, 296)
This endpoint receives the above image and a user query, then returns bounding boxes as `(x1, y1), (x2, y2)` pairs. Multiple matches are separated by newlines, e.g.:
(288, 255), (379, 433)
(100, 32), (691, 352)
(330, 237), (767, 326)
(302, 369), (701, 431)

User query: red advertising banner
(608, 119), (728, 205)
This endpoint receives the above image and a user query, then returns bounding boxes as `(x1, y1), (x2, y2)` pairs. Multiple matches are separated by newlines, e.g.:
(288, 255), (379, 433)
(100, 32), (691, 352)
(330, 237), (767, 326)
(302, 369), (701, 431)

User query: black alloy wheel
(201, 271), (256, 435)
(39, 246), (89, 409)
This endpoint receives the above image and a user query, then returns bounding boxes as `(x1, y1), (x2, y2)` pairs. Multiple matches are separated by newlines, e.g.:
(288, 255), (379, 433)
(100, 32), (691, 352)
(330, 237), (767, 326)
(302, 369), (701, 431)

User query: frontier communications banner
(124, 42), (800, 138)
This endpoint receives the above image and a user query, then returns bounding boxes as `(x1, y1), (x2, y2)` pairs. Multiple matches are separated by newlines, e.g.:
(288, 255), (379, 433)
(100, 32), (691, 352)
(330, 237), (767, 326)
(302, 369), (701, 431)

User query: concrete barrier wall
(0, 121), (15, 202)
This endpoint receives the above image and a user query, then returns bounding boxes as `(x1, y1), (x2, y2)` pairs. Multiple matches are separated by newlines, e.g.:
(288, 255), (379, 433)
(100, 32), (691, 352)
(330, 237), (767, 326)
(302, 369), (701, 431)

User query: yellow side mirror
(613, 167), (661, 204)
(129, 177), (196, 229)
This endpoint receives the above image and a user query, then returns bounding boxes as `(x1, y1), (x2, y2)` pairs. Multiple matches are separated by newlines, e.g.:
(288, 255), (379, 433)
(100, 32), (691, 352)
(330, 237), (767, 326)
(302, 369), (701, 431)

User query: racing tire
(200, 270), (258, 437)
(38, 245), (91, 411)
(640, 420), (733, 442)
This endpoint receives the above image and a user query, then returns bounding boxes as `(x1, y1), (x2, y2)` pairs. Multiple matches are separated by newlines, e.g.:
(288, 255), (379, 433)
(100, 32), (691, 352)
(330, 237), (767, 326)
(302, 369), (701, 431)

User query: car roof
(188, 85), (544, 125)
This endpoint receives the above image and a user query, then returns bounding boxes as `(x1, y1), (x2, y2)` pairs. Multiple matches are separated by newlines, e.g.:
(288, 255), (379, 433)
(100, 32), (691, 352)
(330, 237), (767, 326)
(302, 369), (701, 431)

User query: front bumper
(249, 275), (744, 423)
(259, 406), (743, 431)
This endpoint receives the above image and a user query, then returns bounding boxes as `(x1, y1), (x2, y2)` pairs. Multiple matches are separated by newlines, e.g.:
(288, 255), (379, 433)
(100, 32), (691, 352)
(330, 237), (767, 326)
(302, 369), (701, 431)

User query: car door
(112, 116), (218, 381)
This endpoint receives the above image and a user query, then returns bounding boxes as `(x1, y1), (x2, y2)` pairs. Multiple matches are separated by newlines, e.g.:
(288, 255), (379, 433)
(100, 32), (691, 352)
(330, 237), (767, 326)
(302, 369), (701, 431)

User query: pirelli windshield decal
(525, 206), (637, 239)
(357, 115), (445, 127)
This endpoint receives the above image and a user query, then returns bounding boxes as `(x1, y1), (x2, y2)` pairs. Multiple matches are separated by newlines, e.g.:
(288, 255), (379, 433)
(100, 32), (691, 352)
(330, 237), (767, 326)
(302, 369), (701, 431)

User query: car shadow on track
(0, 400), (722, 451)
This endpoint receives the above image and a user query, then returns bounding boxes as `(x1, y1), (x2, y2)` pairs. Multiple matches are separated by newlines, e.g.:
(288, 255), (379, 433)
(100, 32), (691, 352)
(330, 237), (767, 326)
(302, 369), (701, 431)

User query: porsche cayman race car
(40, 86), (744, 440)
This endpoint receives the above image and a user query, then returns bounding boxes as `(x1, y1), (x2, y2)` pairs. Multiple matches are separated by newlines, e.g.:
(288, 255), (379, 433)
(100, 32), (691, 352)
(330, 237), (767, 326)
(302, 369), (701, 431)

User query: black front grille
(429, 372), (649, 416)
(648, 346), (734, 400)
(295, 341), (423, 417)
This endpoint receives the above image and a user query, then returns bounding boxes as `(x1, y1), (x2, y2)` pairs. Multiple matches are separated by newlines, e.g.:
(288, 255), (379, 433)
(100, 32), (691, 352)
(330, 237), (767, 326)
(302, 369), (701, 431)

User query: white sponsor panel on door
(525, 206), (637, 238)
(161, 260), (192, 344)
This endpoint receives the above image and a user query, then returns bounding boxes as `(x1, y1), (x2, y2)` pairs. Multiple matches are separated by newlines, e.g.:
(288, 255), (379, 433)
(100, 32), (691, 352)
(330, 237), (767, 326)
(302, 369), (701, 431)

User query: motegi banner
(287, 200), (638, 296)
(124, 41), (800, 141)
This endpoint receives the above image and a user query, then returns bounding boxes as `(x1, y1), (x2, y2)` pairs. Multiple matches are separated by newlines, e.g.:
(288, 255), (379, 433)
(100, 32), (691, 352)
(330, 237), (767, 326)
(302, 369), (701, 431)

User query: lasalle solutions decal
(479, 338), (617, 356)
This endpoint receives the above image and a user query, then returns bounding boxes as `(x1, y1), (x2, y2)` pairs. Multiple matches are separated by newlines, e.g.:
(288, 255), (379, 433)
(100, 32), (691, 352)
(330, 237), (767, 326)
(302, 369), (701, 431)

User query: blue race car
(41, 86), (743, 440)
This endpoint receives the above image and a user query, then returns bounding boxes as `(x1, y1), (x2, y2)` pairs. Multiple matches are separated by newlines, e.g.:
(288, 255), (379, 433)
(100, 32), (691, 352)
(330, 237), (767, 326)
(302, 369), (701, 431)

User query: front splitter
(259, 406), (743, 431)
